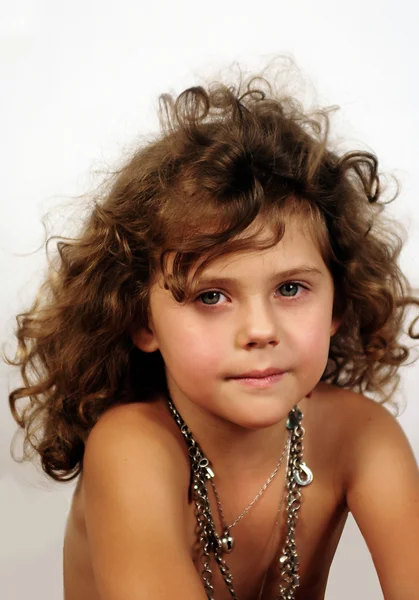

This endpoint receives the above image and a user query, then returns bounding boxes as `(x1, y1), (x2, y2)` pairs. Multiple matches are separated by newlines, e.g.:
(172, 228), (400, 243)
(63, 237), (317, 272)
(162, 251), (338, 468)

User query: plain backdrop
(1, 1), (418, 599)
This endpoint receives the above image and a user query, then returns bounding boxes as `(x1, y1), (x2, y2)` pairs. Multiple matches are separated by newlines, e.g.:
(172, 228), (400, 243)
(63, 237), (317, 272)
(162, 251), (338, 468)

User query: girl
(5, 63), (419, 600)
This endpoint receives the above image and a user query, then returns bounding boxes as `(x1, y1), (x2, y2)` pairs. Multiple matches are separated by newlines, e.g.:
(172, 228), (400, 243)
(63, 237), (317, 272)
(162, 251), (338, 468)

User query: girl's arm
(82, 404), (208, 600)
(344, 395), (419, 599)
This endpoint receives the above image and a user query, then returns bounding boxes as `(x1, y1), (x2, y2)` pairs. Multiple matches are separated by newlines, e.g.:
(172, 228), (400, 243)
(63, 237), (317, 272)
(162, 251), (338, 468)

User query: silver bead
(221, 531), (235, 553)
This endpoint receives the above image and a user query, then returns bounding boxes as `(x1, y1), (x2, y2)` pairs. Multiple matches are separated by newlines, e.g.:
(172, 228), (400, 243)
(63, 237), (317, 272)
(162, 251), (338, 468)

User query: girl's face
(133, 216), (338, 430)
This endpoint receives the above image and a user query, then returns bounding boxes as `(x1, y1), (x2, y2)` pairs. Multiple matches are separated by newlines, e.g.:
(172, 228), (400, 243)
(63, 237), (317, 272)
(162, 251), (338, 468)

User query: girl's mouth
(229, 371), (287, 388)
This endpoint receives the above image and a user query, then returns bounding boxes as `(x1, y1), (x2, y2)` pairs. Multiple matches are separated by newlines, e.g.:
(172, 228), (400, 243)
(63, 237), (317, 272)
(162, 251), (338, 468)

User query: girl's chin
(167, 383), (306, 429)
(214, 401), (296, 431)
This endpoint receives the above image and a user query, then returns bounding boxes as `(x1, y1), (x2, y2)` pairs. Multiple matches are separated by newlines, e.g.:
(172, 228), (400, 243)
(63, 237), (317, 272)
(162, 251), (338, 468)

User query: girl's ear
(330, 316), (341, 337)
(131, 321), (159, 353)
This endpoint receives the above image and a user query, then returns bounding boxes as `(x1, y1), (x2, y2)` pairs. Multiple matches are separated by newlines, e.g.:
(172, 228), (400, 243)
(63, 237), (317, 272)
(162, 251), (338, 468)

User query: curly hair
(4, 59), (418, 482)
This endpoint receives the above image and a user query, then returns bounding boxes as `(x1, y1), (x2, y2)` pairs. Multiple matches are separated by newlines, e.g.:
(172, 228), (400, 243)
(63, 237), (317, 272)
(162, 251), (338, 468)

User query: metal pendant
(221, 530), (235, 553)
(286, 406), (302, 430)
(294, 461), (313, 486)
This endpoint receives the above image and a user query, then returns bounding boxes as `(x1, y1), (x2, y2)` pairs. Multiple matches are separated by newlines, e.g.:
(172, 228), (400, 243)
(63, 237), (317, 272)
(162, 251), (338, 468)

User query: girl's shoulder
(306, 382), (408, 495)
(87, 397), (190, 457)
(70, 399), (206, 600)
(91, 397), (178, 435)
(310, 381), (397, 445)
(314, 383), (419, 597)
(83, 398), (191, 494)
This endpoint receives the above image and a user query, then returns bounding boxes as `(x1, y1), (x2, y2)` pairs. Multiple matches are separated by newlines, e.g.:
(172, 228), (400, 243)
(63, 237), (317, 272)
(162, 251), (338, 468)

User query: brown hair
(4, 59), (418, 482)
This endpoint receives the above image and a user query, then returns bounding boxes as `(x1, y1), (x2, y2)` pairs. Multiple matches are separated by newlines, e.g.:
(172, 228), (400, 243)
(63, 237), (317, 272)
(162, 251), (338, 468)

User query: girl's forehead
(153, 209), (332, 292)
(202, 219), (324, 272)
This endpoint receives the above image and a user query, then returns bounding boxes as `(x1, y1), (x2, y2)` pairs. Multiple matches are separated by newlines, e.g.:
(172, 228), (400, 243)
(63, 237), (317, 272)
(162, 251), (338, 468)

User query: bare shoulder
(311, 381), (399, 443)
(312, 382), (416, 476)
(314, 384), (419, 598)
(314, 383), (413, 466)
(81, 400), (205, 600)
(307, 382), (416, 492)
(82, 399), (191, 510)
(85, 399), (189, 471)
(303, 382), (376, 457)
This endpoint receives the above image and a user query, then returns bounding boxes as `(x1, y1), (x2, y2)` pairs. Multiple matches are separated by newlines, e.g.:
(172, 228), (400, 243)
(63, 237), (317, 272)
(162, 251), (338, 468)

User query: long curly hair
(4, 59), (418, 482)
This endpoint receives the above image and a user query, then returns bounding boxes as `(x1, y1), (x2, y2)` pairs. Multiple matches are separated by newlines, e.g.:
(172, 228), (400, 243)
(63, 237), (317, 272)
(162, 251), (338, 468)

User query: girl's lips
(230, 372), (286, 388)
(231, 368), (286, 378)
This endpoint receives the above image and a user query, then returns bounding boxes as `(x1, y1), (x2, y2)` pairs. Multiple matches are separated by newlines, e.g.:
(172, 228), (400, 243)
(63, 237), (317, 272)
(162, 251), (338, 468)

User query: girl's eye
(197, 284), (305, 305)
(278, 282), (302, 297)
(197, 291), (226, 305)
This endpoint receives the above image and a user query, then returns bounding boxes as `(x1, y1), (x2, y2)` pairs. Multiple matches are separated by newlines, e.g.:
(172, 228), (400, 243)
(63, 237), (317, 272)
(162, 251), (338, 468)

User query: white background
(1, 1), (418, 599)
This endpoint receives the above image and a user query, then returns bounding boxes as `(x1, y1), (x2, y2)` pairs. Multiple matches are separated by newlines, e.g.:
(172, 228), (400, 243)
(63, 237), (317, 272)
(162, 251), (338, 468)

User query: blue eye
(279, 283), (300, 297)
(199, 291), (224, 305)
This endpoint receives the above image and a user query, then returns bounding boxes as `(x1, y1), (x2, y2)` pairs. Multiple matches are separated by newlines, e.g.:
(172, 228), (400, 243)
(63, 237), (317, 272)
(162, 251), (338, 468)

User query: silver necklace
(209, 437), (289, 554)
(257, 441), (290, 600)
(166, 397), (313, 600)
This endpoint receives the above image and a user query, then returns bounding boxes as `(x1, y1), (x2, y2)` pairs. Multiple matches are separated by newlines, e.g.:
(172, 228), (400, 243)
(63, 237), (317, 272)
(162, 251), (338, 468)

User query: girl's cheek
(163, 319), (223, 364)
(293, 316), (332, 359)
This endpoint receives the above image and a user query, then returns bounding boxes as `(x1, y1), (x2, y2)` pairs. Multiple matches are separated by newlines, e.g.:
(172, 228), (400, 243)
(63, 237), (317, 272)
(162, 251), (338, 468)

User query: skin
(64, 384), (351, 600)
(134, 215), (339, 482)
(63, 214), (419, 599)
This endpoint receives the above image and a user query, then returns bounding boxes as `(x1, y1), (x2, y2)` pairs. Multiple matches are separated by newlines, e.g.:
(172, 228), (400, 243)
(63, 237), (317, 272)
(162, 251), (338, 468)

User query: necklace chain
(209, 438), (289, 532)
(166, 396), (313, 600)
(257, 442), (290, 600)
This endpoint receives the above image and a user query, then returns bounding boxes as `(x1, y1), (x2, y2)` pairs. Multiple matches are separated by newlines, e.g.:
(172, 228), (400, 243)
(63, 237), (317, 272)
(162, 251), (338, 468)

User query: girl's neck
(162, 392), (309, 485)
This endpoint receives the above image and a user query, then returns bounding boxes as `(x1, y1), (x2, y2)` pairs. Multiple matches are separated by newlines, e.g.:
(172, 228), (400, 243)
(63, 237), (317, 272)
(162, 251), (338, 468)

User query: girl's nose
(235, 299), (279, 349)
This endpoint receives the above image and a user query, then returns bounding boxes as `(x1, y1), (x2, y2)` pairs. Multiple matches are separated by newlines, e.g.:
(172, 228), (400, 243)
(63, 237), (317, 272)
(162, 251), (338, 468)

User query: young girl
(5, 63), (419, 600)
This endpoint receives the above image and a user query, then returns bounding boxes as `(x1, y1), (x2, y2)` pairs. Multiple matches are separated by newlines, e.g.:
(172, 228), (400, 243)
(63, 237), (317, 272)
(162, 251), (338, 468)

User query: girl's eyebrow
(196, 266), (325, 287)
